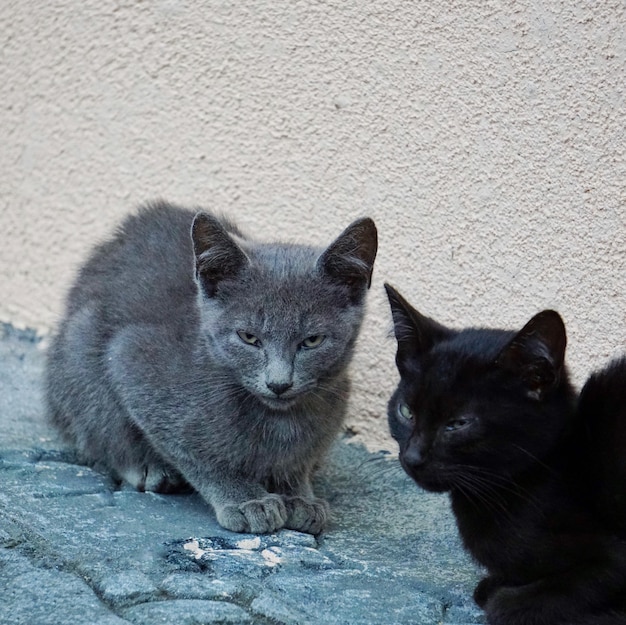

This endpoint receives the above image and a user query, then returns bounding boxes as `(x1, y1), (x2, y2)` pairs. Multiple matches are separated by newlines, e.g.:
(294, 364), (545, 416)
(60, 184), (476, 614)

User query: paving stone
(159, 573), (256, 603)
(266, 545), (336, 570)
(0, 514), (24, 549)
(258, 570), (446, 625)
(0, 327), (485, 625)
(122, 599), (254, 625)
(272, 530), (318, 549)
(2, 460), (115, 499)
(0, 447), (43, 465)
(0, 548), (130, 625)
(444, 600), (485, 623)
(250, 591), (314, 625)
(176, 534), (335, 579)
(97, 570), (161, 608)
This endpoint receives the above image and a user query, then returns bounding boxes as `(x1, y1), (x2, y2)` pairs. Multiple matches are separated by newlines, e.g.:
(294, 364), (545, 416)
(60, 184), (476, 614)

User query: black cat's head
(384, 284), (574, 493)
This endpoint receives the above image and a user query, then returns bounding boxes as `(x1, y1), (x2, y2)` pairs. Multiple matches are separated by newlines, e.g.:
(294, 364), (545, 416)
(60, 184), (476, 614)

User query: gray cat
(45, 202), (377, 534)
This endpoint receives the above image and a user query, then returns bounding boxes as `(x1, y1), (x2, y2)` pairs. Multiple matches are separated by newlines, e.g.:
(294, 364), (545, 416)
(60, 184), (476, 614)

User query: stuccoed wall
(1, 1), (624, 449)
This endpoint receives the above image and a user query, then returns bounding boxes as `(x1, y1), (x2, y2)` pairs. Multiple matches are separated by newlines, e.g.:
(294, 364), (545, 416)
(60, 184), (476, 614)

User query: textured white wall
(1, 0), (625, 449)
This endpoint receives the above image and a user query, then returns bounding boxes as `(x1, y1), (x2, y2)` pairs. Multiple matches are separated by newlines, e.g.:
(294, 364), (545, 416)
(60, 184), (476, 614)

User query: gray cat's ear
(191, 212), (249, 297)
(385, 284), (452, 372)
(496, 310), (566, 400)
(317, 217), (378, 302)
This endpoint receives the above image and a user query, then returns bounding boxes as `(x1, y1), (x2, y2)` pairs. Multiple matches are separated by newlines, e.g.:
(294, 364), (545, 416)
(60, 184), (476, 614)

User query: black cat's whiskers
(360, 454), (395, 466)
(455, 464), (542, 506)
(510, 443), (558, 476)
(450, 471), (516, 522)
(446, 464), (545, 523)
(356, 454), (406, 479)
(447, 474), (487, 514)
(368, 465), (407, 481)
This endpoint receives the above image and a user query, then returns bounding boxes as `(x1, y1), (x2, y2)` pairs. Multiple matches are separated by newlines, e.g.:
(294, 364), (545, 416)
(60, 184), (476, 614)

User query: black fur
(385, 284), (626, 625)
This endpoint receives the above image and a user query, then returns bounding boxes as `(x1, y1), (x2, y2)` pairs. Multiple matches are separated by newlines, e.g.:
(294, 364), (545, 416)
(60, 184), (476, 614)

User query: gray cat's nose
(267, 381), (293, 396)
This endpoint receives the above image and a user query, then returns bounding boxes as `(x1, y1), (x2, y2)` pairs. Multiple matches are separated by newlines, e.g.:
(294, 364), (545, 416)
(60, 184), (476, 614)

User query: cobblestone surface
(0, 325), (484, 624)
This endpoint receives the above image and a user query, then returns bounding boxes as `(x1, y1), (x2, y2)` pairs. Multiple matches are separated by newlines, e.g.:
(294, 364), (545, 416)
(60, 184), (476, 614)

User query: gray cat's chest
(233, 409), (330, 475)
(237, 408), (326, 454)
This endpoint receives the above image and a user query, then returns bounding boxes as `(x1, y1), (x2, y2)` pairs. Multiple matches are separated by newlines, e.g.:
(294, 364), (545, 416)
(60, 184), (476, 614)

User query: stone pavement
(0, 324), (484, 625)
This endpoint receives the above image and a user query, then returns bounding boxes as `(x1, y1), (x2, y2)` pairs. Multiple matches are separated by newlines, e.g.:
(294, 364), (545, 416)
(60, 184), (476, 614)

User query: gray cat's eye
(301, 335), (325, 349)
(237, 330), (262, 347)
(397, 402), (413, 421)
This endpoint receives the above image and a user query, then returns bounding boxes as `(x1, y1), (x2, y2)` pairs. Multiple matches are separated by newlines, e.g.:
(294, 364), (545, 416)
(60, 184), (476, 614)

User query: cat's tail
(578, 356), (626, 534)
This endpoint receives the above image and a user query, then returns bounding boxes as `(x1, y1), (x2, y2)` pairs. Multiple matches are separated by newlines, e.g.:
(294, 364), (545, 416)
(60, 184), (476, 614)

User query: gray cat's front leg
(119, 464), (189, 494)
(108, 325), (329, 534)
(218, 497), (287, 534)
(106, 327), (288, 534)
(196, 476), (288, 534)
(284, 496), (329, 534)
(277, 476), (330, 534)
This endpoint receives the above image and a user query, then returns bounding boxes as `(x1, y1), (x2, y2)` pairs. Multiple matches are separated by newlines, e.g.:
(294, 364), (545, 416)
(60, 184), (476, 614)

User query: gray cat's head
(191, 214), (377, 411)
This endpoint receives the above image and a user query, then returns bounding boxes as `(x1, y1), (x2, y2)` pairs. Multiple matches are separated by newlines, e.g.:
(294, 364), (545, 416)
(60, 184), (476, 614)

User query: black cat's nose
(402, 444), (426, 469)
(267, 381), (293, 396)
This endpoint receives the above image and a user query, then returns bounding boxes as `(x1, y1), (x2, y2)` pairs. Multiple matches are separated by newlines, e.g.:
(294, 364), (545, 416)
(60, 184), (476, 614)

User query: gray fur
(45, 201), (377, 534)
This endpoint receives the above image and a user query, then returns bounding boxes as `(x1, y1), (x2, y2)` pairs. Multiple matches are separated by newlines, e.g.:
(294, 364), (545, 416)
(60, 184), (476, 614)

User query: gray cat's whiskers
(304, 388), (340, 412)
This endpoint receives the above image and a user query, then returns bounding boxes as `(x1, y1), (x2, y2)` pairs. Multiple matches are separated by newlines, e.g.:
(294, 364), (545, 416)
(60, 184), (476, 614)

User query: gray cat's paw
(216, 495), (288, 534)
(284, 496), (330, 534)
(121, 465), (190, 494)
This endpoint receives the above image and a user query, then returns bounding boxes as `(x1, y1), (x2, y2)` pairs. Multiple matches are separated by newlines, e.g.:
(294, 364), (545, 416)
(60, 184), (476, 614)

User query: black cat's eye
(444, 416), (473, 432)
(397, 402), (414, 421)
(301, 335), (325, 349)
(237, 330), (262, 347)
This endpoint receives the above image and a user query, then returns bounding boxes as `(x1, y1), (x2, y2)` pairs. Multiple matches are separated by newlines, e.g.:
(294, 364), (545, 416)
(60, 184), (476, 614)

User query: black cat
(385, 283), (626, 625)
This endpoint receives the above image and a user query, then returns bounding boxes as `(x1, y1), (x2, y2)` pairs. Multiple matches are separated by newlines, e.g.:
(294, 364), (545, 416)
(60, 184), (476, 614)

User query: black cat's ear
(496, 310), (567, 401)
(191, 212), (249, 297)
(384, 284), (452, 372)
(317, 217), (378, 303)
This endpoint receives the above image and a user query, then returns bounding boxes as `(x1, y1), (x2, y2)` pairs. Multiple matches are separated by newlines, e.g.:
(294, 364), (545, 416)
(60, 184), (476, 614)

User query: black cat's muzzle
(399, 450), (450, 493)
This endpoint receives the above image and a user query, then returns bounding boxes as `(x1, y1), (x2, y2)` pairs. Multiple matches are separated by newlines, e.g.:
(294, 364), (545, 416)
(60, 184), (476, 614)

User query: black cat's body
(385, 284), (626, 625)
(579, 356), (626, 535)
